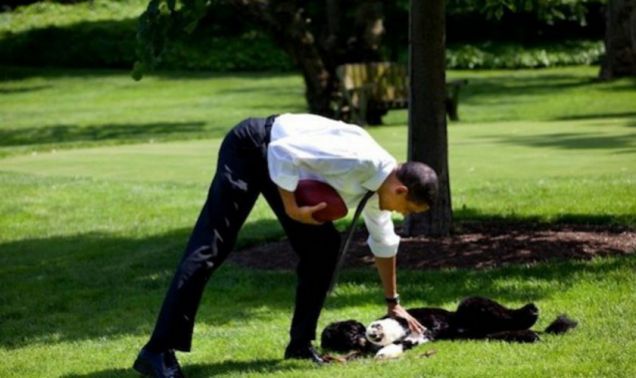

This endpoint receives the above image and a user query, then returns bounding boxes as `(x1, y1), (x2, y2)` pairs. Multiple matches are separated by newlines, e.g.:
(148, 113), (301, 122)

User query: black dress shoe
(133, 348), (185, 378)
(284, 342), (324, 364)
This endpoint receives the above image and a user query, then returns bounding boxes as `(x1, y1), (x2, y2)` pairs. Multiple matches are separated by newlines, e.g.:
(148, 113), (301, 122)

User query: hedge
(0, 20), (294, 71)
(445, 41), (605, 69)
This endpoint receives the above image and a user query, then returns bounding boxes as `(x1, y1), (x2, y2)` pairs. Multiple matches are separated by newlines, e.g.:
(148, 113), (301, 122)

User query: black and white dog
(321, 296), (577, 359)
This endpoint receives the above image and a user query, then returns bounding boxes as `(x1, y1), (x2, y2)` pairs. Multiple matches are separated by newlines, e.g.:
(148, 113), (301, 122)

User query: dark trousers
(145, 116), (341, 352)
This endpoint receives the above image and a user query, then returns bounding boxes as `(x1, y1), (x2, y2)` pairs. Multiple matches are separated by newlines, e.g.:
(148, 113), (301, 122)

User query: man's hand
(374, 256), (427, 333)
(278, 186), (327, 225)
(388, 303), (427, 334)
(287, 202), (327, 225)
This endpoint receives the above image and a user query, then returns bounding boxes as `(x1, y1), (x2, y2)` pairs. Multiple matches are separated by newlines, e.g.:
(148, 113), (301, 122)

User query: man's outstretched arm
(374, 255), (426, 334)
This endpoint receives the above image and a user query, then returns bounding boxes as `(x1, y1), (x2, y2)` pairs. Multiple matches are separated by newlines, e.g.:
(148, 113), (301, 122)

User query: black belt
(262, 114), (278, 145)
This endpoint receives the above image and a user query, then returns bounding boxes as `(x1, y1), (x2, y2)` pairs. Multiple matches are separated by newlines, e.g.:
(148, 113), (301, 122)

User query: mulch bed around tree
(230, 222), (636, 271)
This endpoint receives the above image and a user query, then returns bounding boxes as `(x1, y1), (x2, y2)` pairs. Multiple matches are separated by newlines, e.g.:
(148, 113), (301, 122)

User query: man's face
(379, 187), (429, 216)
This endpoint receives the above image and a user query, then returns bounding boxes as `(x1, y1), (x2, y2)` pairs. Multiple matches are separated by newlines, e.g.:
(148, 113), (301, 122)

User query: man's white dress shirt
(267, 113), (400, 258)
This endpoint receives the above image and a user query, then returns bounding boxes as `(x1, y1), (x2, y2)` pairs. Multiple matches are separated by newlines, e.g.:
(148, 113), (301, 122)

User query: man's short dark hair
(396, 162), (438, 207)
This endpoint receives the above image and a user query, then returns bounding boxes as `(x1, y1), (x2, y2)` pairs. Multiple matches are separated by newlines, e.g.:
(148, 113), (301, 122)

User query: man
(133, 113), (438, 377)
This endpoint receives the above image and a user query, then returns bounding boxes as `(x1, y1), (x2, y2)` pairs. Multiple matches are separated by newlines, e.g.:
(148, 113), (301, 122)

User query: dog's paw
(375, 344), (404, 360)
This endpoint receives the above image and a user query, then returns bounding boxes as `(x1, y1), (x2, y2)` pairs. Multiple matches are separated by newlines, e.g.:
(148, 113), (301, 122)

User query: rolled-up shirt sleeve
(363, 205), (400, 257)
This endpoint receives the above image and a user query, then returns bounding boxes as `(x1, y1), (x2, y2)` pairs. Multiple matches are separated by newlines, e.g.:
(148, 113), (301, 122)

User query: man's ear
(395, 185), (409, 196)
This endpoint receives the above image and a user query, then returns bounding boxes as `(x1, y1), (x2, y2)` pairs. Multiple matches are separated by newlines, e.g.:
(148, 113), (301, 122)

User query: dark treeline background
(0, 0), (607, 71)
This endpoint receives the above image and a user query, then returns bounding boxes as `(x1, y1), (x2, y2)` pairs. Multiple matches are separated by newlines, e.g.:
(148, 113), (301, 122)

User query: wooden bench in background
(335, 62), (468, 125)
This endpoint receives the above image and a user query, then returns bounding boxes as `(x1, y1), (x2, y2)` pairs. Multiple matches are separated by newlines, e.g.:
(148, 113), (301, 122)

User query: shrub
(160, 33), (294, 72)
(445, 41), (605, 69)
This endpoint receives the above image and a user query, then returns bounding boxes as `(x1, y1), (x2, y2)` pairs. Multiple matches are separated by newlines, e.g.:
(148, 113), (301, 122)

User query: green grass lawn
(1, 65), (635, 377)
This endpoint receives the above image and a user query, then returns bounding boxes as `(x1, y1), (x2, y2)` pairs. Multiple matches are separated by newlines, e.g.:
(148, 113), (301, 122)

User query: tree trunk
(229, 0), (334, 115)
(267, 2), (333, 115)
(324, 0), (341, 53)
(227, 1), (390, 117)
(600, 0), (636, 79)
(355, 1), (387, 125)
(405, 0), (452, 236)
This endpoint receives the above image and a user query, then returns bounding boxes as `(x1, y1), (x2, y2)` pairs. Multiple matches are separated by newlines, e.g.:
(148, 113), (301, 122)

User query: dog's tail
(544, 315), (578, 335)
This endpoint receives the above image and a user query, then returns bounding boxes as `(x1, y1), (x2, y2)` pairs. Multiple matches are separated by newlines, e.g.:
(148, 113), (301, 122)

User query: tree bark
(227, 0), (389, 117)
(405, 0), (452, 236)
(600, 0), (636, 79)
(229, 0), (334, 115)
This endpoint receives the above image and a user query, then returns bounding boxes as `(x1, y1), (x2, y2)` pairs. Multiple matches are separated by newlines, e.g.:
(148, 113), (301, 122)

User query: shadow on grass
(460, 74), (596, 104)
(553, 111), (636, 121)
(0, 121), (216, 147)
(0, 64), (297, 82)
(62, 358), (304, 378)
(334, 256), (634, 310)
(457, 73), (636, 119)
(0, 84), (52, 94)
(1, 217), (634, 349)
(453, 208), (635, 226)
(556, 111), (636, 131)
(369, 75), (636, 127)
(0, 220), (290, 349)
(489, 131), (636, 151)
(468, 107), (636, 151)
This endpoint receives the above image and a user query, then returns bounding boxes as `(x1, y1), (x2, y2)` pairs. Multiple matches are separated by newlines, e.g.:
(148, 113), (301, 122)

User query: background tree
(406, 0), (452, 237)
(599, 0), (636, 79)
(132, 0), (606, 237)
(134, 0), (389, 118)
(133, 0), (607, 119)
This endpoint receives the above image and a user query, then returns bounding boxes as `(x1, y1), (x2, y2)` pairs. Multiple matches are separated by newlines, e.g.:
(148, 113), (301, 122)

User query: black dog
(321, 296), (577, 359)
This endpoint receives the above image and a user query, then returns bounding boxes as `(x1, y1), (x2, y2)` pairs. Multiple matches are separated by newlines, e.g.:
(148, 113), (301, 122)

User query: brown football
(294, 180), (348, 222)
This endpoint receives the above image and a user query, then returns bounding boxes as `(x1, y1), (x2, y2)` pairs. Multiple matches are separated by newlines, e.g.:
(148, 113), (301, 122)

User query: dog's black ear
(544, 315), (578, 334)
